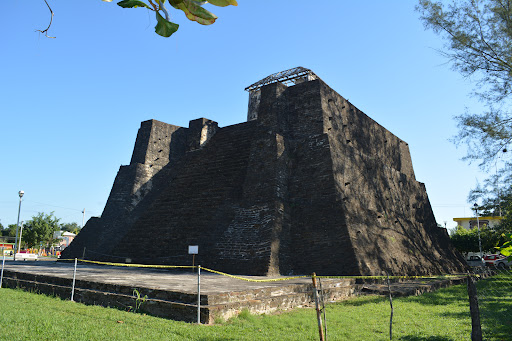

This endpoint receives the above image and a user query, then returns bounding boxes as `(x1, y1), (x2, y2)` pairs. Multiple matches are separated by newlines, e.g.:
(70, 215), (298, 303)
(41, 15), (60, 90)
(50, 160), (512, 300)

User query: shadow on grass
(480, 300), (512, 340)
(404, 285), (468, 307)
(336, 295), (388, 306)
(402, 273), (511, 340)
(476, 272), (512, 340)
(398, 336), (454, 341)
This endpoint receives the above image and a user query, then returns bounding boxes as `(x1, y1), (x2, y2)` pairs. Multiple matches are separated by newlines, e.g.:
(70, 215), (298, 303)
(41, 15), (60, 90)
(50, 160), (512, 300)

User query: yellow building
(453, 216), (504, 230)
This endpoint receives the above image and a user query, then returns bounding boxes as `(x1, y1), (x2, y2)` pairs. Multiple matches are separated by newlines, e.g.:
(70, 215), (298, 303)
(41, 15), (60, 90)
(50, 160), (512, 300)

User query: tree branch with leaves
(417, 0), (512, 165)
(417, 0), (512, 215)
(103, 0), (238, 37)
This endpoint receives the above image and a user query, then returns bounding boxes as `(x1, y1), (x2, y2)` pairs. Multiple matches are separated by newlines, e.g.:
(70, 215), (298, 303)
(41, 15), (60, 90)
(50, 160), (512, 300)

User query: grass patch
(0, 272), (510, 340)
(475, 272), (512, 340)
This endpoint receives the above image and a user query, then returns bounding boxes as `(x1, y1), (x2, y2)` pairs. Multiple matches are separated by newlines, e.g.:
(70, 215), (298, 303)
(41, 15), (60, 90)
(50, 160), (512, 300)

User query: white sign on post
(188, 245), (198, 255)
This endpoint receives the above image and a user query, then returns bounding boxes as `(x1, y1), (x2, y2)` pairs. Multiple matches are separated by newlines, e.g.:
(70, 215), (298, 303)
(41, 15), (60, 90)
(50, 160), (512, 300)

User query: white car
(466, 255), (485, 267)
(15, 253), (38, 261)
(494, 257), (511, 269)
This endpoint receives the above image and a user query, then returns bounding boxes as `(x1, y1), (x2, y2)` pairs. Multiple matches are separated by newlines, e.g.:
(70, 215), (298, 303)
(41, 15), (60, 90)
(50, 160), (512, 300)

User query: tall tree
(495, 191), (512, 232)
(450, 224), (500, 253)
(60, 222), (82, 235)
(468, 173), (511, 215)
(417, 0), (512, 210)
(2, 224), (19, 238)
(22, 212), (61, 248)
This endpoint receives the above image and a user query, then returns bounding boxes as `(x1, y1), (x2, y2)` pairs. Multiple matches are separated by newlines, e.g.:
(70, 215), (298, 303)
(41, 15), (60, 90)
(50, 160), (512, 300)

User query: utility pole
(474, 203), (483, 258)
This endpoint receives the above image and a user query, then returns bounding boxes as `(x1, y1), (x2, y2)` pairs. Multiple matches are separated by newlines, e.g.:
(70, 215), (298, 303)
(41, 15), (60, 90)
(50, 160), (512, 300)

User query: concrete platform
(0, 260), (467, 324)
(0, 260), (357, 323)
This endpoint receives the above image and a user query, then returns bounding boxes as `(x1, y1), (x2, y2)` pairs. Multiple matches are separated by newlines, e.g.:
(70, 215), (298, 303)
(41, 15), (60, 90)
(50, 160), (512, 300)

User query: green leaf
(177, 0), (217, 25)
(501, 246), (512, 256)
(206, 0), (237, 7)
(168, 0), (184, 9)
(117, 0), (150, 8)
(496, 233), (512, 256)
(155, 12), (179, 37)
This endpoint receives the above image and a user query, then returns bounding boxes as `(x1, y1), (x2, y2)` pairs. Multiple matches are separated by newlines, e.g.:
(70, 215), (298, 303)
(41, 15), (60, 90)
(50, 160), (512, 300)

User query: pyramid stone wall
(62, 78), (467, 276)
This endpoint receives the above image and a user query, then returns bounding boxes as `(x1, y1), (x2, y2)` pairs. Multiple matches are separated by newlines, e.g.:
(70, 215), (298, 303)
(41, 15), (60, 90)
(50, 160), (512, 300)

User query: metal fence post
(197, 265), (201, 324)
(0, 253), (5, 289)
(71, 258), (77, 301)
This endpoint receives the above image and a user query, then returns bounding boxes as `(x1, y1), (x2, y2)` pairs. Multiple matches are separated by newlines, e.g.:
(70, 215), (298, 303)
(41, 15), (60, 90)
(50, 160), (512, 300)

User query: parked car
(494, 257), (511, 269)
(15, 252), (38, 261)
(483, 254), (507, 267)
(466, 255), (485, 268)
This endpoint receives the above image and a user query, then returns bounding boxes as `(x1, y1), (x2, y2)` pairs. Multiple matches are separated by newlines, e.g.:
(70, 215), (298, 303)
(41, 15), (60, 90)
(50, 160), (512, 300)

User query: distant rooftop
(244, 66), (319, 92)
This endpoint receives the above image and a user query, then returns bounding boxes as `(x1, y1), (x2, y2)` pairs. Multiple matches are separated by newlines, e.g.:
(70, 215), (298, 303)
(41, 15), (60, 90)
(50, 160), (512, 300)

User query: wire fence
(0, 255), (510, 340)
(473, 268), (512, 340)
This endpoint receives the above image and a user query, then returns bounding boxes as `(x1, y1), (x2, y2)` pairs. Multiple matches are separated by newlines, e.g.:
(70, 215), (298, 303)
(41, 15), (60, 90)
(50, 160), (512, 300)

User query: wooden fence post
(312, 273), (325, 341)
(386, 273), (394, 340)
(467, 274), (482, 341)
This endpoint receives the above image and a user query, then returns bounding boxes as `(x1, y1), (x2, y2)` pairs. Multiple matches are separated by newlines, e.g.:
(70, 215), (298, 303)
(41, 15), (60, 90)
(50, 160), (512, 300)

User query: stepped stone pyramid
(62, 67), (467, 276)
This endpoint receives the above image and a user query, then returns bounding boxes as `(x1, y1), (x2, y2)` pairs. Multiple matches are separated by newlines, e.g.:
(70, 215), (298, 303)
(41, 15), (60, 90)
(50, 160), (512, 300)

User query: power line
(24, 200), (85, 212)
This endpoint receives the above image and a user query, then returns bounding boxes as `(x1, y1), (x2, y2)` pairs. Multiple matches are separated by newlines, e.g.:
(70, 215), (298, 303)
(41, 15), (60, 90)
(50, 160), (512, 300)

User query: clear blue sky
(1, 1), (489, 230)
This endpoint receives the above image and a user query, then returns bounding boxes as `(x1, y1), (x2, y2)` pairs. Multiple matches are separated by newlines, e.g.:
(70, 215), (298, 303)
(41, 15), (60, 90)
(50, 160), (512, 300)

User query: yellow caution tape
(202, 268), (464, 282)
(312, 274), (464, 280)
(58, 258), (466, 282)
(76, 259), (195, 269)
(200, 267), (310, 282)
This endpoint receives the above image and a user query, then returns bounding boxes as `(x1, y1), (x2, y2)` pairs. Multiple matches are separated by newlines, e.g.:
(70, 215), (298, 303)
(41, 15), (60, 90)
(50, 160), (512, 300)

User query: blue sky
(1, 1), (489, 230)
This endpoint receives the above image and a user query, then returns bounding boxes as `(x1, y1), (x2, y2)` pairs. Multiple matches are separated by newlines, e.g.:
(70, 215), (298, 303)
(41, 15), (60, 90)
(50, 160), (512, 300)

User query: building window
(469, 220), (489, 229)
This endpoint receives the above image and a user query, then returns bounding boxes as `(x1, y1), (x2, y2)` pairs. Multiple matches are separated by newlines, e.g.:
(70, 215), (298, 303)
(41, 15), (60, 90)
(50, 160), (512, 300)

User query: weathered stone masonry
(63, 71), (467, 276)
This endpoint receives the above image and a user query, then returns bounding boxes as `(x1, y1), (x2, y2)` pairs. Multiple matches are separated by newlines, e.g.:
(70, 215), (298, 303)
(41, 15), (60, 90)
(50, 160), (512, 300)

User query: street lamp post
(474, 203), (483, 257)
(17, 221), (24, 254)
(14, 190), (24, 261)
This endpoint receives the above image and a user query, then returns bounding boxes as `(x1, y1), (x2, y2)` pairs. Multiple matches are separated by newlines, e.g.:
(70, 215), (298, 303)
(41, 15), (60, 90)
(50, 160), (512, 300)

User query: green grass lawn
(0, 273), (510, 341)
